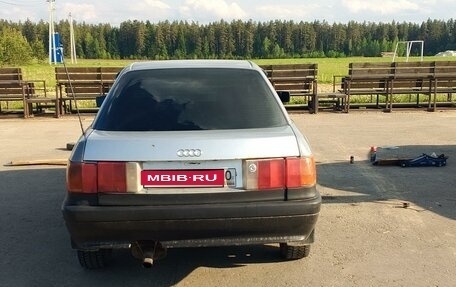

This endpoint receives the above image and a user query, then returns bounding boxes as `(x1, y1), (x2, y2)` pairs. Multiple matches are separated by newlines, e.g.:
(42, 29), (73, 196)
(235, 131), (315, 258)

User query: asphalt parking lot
(0, 110), (455, 287)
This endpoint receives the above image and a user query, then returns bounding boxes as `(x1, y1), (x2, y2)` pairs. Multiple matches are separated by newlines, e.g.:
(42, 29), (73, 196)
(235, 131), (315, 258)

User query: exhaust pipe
(131, 241), (167, 268)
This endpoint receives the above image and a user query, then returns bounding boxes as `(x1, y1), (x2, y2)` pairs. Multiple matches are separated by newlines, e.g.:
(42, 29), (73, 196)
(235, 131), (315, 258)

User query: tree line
(1, 18), (456, 65)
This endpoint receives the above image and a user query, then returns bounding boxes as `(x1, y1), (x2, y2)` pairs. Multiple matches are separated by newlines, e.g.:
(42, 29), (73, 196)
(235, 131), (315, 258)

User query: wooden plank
(271, 63), (317, 70)
(273, 70), (315, 77)
(0, 67), (22, 73)
(64, 86), (102, 93)
(55, 67), (101, 73)
(261, 63), (319, 113)
(0, 75), (21, 80)
(5, 159), (67, 166)
(101, 67), (122, 83)
(265, 64), (318, 106)
(56, 74), (102, 81)
(274, 83), (311, 91)
(0, 67), (56, 118)
(395, 61), (434, 79)
(0, 68), (22, 83)
(0, 67), (26, 100)
(434, 61), (456, 78)
(349, 62), (394, 79)
(350, 62), (393, 69)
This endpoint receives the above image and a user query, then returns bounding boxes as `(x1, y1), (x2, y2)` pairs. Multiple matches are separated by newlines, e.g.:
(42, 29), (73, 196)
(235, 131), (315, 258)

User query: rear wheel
(280, 243), (310, 260)
(77, 249), (112, 269)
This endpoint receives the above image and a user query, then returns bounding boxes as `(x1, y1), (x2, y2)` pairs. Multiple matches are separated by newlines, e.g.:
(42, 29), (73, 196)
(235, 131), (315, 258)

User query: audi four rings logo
(177, 149), (202, 157)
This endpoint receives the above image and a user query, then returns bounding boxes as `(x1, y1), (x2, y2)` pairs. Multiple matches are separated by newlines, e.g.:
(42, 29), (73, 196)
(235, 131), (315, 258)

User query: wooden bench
(338, 61), (456, 112)
(24, 80), (60, 118)
(431, 61), (456, 109)
(55, 67), (123, 114)
(260, 64), (318, 112)
(0, 68), (58, 118)
(390, 62), (434, 111)
(314, 92), (347, 112)
(340, 62), (394, 112)
(0, 68), (28, 116)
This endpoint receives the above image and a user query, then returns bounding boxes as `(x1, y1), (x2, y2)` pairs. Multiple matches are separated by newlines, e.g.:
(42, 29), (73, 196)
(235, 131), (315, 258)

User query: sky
(0, 0), (454, 26)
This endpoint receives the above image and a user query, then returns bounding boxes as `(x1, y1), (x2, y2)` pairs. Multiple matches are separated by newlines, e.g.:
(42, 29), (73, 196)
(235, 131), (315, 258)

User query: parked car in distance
(62, 60), (321, 269)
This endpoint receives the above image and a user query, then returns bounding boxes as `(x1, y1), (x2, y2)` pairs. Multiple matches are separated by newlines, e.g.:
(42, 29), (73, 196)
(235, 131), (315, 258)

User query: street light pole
(47, 0), (56, 65)
(69, 12), (77, 64)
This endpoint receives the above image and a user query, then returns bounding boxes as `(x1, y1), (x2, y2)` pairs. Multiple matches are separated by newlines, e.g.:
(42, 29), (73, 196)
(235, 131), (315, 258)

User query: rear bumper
(62, 194), (321, 249)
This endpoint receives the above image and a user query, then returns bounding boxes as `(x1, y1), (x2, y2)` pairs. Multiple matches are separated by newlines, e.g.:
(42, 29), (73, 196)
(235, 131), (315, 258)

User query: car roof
(124, 60), (259, 72)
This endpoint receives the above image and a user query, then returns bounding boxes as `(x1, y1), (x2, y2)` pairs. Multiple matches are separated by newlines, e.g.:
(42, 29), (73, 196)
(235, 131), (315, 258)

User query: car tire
(279, 243), (310, 260)
(77, 249), (112, 269)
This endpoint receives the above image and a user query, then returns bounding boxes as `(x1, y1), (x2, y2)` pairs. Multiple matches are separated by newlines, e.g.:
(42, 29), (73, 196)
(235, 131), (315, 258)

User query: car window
(93, 68), (287, 131)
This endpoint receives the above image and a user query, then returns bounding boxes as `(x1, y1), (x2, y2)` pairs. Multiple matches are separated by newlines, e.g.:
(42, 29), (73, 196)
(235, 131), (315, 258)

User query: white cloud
(129, 0), (171, 12)
(62, 4), (97, 22)
(342, 0), (419, 14)
(114, 0), (173, 23)
(180, 0), (247, 21)
(0, 7), (38, 22)
(256, 4), (319, 21)
(1, 0), (455, 25)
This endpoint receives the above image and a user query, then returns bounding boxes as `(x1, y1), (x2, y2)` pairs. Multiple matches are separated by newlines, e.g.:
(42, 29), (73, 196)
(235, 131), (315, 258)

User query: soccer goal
(392, 40), (424, 62)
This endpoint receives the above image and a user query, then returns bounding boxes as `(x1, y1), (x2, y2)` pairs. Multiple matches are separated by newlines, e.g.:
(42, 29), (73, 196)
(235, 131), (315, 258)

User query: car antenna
(60, 52), (86, 139)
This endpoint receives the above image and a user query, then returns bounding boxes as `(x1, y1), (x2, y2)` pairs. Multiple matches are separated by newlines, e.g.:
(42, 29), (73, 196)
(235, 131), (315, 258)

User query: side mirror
(277, 91), (290, 103)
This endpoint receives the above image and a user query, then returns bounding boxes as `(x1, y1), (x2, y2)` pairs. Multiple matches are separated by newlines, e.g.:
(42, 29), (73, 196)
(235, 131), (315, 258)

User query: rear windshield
(92, 68), (287, 131)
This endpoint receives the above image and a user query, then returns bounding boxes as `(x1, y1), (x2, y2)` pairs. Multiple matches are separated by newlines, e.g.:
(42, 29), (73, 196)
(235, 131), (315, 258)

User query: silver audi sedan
(62, 60), (321, 269)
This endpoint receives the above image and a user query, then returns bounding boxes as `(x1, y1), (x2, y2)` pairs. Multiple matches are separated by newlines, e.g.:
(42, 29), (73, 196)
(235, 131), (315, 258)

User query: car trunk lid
(83, 126), (300, 162)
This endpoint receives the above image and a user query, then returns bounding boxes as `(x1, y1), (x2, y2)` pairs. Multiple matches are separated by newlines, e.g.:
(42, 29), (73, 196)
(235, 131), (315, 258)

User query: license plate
(141, 169), (225, 187)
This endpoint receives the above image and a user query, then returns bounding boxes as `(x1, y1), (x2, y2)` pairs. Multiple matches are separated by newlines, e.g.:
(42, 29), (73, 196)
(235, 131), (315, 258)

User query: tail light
(66, 161), (140, 193)
(244, 157), (316, 190)
(66, 162), (97, 193)
(97, 162), (127, 192)
(286, 157), (317, 188)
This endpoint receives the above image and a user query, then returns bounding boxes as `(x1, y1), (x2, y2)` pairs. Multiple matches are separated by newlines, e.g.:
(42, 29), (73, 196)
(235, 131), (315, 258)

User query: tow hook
(131, 241), (167, 268)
